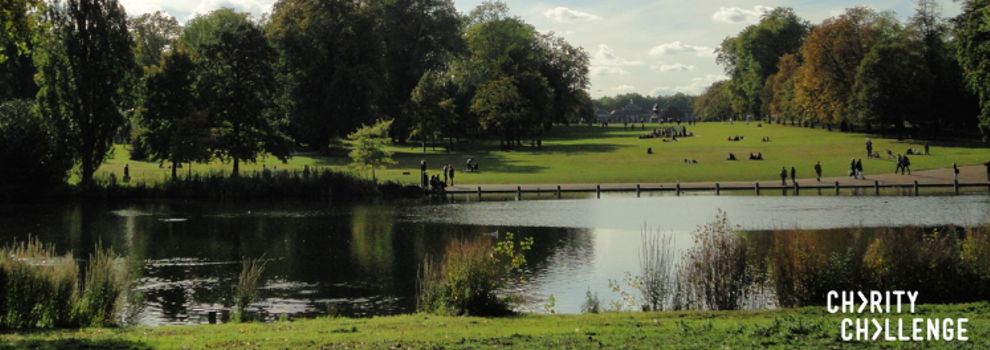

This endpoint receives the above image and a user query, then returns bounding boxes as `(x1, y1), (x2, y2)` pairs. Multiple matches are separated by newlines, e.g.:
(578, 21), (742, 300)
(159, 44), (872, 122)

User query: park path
(446, 165), (990, 192)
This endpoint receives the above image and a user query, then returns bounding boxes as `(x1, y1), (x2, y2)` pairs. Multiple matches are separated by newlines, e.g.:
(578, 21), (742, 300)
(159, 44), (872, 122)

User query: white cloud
(120, 0), (275, 22)
(544, 7), (601, 23)
(648, 41), (715, 57)
(590, 44), (642, 77)
(650, 74), (726, 96)
(650, 63), (696, 72)
(711, 6), (773, 24)
(611, 85), (637, 93)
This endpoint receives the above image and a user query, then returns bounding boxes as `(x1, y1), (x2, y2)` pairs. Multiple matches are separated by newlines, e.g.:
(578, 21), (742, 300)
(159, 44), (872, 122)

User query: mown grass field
(1, 303), (987, 349)
(95, 123), (990, 185)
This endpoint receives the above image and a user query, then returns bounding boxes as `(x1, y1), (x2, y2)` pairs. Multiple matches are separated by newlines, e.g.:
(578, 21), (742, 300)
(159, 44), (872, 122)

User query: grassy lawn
(95, 123), (990, 185)
(1, 303), (987, 349)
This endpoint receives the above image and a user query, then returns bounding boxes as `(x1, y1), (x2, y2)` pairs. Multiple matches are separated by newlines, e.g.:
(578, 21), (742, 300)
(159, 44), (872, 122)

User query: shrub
(674, 210), (754, 310)
(75, 244), (129, 327)
(639, 229), (675, 311)
(581, 289), (601, 314)
(417, 233), (533, 316)
(233, 255), (267, 322)
(0, 99), (71, 196)
(0, 238), (127, 329)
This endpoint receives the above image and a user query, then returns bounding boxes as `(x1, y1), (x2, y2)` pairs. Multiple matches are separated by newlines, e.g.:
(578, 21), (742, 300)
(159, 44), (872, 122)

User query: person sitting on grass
(647, 147), (653, 154)
(727, 153), (737, 161)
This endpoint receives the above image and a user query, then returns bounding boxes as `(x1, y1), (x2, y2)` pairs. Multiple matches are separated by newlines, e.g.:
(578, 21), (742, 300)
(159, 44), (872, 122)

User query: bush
(417, 233), (533, 316)
(674, 210), (755, 310)
(233, 255), (267, 322)
(0, 99), (71, 196)
(581, 289), (601, 314)
(0, 238), (127, 330)
(639, 229), (675, 311)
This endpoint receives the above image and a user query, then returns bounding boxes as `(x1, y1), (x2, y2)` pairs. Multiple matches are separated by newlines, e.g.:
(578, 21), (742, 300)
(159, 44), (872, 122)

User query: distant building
(597, 101), (648, 123)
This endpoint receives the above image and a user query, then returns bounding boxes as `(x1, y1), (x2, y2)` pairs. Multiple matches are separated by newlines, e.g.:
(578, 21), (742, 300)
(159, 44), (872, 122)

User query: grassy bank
(96, 123), (990, 185)
(1, 303), (987, 349)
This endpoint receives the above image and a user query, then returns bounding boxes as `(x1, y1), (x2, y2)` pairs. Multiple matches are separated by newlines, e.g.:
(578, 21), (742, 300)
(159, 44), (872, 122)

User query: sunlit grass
(94, 123), (990, 185)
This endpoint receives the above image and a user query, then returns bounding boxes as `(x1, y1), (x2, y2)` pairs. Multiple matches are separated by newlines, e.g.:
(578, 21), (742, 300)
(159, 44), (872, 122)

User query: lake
(1, 194), (988, 325)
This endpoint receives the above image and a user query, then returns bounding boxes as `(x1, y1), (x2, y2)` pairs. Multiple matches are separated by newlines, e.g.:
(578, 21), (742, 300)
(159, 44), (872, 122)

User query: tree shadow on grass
(0, 338), (151, 350)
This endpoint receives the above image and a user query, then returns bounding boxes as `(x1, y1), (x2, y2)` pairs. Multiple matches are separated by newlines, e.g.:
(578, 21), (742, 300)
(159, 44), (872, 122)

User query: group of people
(761, 136), (772, 142)
(895, 154), (912, 175)
(849, 158), (866, 179)
(748, 152), (764, 160)
(727, 135), (745, 142)
(420, 160), (458, 192)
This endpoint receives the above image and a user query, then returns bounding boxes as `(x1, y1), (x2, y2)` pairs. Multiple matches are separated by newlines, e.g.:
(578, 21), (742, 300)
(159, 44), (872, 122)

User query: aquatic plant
(233, 255), (268, 322)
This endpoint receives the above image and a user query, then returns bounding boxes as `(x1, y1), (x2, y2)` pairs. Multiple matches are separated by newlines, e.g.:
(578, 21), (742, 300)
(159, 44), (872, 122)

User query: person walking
(896, 154), (904, 175)
(924, 142), (930, 156)
(442, 164), (449, 185)
(420, 160), (428, 188)
(902, 155), (911, 175)
(814, 161), (822, 182)
(953, 163), (960, 182)
(985, 160), (990, 182)
(790, 166), (797, 185)
(866, 139), (873, 158)
(780, 167), (788, 186)
(123, 164), (131, 183)
(448, 165), (455, 186)
(856, 159), (864, 179)
(850, 159), (857, 178)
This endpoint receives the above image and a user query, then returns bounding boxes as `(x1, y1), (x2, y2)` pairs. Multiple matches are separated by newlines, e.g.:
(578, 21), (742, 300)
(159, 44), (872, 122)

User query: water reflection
(0, 195), (987, 324)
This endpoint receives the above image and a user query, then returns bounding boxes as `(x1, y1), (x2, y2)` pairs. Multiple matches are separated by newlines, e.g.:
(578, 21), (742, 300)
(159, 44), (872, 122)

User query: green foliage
(852, 35), (933, 130)
(471, 76), (528, 143)
(580, 289), (601, 314)
(717, 7), (809, 118)
(267, 0), (381, 149)
(347, 119), (397, 182)
(34, 0), (136, 187)
(137, 49), (211, 180)
(955, 0), (990, 138)
(692, 81), (734, 121)
(183, 9), (290, 176)
(0, 238), (127, 330)
(0, 0), (41, 100)
(233, 256), (267, 322)
(128, 11), (181, 68)
(0, 99), (71, 194)
(417, 232), (534, 316)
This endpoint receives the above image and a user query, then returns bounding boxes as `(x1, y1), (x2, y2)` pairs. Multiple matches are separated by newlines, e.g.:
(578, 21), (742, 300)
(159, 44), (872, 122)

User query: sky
(118, 0), (962, 98)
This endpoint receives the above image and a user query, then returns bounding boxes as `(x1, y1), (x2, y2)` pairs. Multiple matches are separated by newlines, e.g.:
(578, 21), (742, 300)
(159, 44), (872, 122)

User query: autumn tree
(718, 7), (808, 119)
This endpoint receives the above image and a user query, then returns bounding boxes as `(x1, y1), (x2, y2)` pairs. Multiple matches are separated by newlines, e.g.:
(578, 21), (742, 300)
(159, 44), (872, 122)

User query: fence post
(556, 185), (562, 199)
(835, 181), (840, 195)
(755, 182), (760, 196)
(477, 186), (482, 201)
(676, 183), (681, 196)
(596, 184), (601, 199)
(954, 180), (960, 195)
(715, 183), (720, 196)
(874, 180), (880, 196)
(794, 181), (800, 196)
(517, 186), (522, 201)
(636, 184), (641, 197)
(913, 181), (919, 196)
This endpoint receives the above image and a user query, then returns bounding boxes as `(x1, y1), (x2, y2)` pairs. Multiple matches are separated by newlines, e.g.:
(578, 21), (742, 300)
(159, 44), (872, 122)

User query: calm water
(0, 195), (988, 325)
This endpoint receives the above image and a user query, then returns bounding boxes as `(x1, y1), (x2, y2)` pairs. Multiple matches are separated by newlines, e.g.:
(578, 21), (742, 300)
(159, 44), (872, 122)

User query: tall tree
(411, 70), (457, 152)
(693, 81), (734, 121)
(35, 0), (136, 187)
(792, 7), (896, 129)
(766, 53), (803, 123)
(372, 0), (463, 142)
(183, 9), (291, 176)
(0, 99), (72, 192)
(268, 0), (380, 150)
(851, 35), (932, 133)
(956, 0), (990, 139)
(0, 0), (42, 100)
(717, 7), (808, 119)
(471, 76), (527, 146)
(537, 32), (591, 125)
(129, 11), (181, 68)
(137, 50), (211, 180)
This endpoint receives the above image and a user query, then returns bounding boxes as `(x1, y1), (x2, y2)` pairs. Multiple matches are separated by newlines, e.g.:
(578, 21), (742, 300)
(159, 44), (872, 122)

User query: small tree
(347, 119), (396, 183)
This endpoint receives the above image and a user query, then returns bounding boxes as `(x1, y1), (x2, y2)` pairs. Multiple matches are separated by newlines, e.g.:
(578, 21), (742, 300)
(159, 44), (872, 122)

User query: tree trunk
(80, 159), (94, 188)
(171, 162), (178, 181)
(232, 158), (240, 177)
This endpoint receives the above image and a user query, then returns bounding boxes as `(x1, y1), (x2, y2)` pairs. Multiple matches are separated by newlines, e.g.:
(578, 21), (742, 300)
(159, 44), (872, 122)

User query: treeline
(694, 1), (990, 139)
(593, 93), (696, 120)
(0, 0), (592, 190)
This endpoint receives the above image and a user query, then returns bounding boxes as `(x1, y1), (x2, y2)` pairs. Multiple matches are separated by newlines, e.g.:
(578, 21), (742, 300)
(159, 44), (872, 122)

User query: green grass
(2, 303), (988, 349)
(96, 123), (990, 185)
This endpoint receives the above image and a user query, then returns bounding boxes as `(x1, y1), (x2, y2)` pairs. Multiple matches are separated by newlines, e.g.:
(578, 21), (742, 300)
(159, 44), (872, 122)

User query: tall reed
(233, 255), (268, 322)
